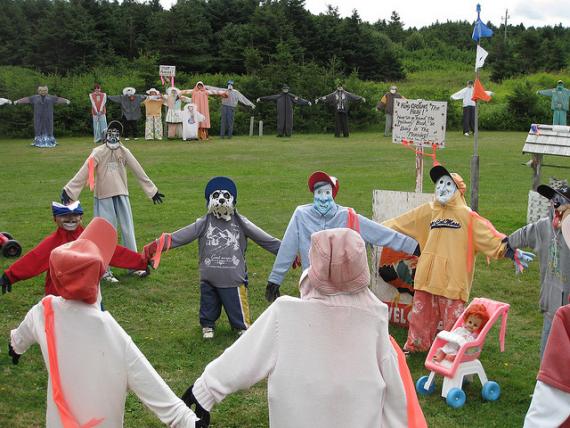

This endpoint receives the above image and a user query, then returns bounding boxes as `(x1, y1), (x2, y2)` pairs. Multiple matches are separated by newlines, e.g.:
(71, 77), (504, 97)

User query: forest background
(0, 0), (568, 137)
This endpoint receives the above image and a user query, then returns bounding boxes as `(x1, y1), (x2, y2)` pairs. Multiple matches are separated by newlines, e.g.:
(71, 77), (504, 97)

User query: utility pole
(501, 9), (510, 43)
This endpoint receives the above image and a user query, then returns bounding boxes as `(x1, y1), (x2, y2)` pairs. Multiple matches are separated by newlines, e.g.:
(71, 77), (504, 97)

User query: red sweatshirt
(4, 226), (147, 296)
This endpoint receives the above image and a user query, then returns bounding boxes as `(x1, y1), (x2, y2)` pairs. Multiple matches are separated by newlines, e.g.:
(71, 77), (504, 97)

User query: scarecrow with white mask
(165, 86), (184, 138)
(61, 121), (164, 280)
(13, 86), (70, 147)
(266, 171), (420, 302)
(376, 85), (403, 137)
(257, 84), (311, 137)
(143, 177), (281, 339)
(8, 218), (203, 428)
(508, 184), (570, 358)
(383, 165), (534, 352)
(89, 83), (107, 143)
(181, 103), (205, 141)
(143, 88), (164, 140)
(109, 87), (146, 140)
(0, 201), (150, 296)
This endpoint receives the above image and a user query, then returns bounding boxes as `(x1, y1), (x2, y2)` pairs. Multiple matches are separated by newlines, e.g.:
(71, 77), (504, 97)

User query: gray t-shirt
(170, 212), (280, 288)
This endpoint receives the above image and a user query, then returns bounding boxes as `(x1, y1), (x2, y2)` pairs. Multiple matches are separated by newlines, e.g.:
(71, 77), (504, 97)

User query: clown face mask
(105, 128), (121, 150)
(54, 213), (83, 231)
(208, 190), (235, 221)
(435, 175), (457, 205)
(313, 183), (336, 215)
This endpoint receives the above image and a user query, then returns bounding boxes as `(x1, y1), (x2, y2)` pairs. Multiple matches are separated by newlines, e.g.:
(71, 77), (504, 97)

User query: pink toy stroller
(415, 297), (510, 408)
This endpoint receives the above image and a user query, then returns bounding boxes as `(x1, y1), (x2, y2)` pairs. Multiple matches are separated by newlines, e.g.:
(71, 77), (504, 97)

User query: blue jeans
(220, 105), (235, 137)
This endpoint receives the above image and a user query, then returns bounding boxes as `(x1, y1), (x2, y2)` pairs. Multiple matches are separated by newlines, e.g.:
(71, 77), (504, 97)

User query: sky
(158, 0), (570, 28)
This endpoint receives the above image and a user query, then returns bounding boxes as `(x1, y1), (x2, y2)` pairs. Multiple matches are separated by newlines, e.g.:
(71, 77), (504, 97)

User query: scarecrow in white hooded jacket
(8, 217), (205, 428)
(144, 176), (283, 339)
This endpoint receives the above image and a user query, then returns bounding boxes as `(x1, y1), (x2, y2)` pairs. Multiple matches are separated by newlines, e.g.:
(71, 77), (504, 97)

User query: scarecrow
(265, 171), (420, 302)
(89, 83), (107, 143)
(538, 80), (570, 126)
(257, 84), (311, 137)
(205, 80), (255, 138)
(315, 84), (365, 138)
(144, 176), (282, 339)
(0, 201), (150, 295)
(143, 88), (164, 140)
(181, 103), (205, 141)
(61, 121), (164, 280)
(383, 165), (534, 352)
(164, 86), (183, 139)
(180, 81), (227, 140)
(376, 85), (403, 137)
(109, 87), (146, 140)
(14, 86), (70, 147)
(8, 218), (203, 428)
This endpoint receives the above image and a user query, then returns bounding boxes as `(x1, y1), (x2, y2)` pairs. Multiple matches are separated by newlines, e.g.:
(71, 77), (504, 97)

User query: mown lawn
(1, 130), (565, 427)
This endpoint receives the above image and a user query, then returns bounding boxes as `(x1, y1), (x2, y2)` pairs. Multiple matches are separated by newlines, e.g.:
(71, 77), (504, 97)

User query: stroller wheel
(482, 381), (501, 401)
(416, 375), (435, 395)
(446, 388), (466, 408)
(2, 240), (22, 258)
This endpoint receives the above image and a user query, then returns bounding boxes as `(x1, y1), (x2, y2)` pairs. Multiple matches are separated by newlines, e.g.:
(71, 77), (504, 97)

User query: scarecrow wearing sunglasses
(143, 177), (282, 339)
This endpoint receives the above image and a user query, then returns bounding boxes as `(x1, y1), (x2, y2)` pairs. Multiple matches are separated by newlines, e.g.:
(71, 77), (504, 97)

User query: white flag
(475, 45), (489, 70)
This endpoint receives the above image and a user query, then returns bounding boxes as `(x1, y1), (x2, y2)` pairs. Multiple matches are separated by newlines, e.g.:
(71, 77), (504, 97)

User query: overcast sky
(158, 0), (570, 28)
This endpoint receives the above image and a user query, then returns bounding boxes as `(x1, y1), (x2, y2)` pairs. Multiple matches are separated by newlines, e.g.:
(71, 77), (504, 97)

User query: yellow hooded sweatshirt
(383, 190), (507, 302)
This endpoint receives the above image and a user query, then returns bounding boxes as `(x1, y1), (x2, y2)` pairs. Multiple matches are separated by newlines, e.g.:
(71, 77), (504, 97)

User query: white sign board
(159, 65), (176, 77)
(371, 189), (434, 327)
(392, 99), (447, 148)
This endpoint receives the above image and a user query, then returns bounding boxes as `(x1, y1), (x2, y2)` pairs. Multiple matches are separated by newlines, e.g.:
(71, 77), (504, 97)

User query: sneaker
(202, 327), (214, 339)
(102, 271), (119, 283)
(464, 132), (469, 136)
(130, 269), (149, 278)
(125, 138), (130, 141)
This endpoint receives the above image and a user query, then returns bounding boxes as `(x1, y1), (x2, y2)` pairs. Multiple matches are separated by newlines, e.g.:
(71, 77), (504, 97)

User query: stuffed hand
(143, 240), (158, 261)
(314, 99), (319, 104)
(13, 100), (18, 105)
(66, 100), (71, 105)
(8, 344), (20, 365)
(256, 98), (261, 103)
(362, 98), (366, 103)
(291, 255), (301, 269)
(308, 101), (312, 106)
(152, 192), (165, 204)
(61, 189), (72, 205)
(265, 281), (280, 302)
(181, 385), (210, 428)
(251, 105), (256, 110)
(514, 249), (535, 273)
(1, 273), (12, 294)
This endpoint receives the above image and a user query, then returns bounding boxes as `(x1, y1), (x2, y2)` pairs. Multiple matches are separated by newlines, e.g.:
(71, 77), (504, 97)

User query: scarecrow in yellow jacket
(384, 165), (534, 352)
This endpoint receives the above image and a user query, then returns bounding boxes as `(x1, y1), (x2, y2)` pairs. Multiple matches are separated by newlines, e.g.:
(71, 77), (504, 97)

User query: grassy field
(0, 130), (567, 427)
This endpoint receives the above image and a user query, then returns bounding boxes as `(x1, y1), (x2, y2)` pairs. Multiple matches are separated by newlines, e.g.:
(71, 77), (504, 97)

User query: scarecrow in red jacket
(0, 201), (150, 296)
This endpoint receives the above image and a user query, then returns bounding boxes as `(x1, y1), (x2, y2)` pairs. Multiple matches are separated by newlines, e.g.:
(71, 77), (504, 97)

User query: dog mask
(208, 190), (235, 221)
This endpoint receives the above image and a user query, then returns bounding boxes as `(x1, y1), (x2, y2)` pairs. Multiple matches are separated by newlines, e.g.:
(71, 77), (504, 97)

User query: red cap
(308, 171), (339, 198)
(49, 218), (117, 304)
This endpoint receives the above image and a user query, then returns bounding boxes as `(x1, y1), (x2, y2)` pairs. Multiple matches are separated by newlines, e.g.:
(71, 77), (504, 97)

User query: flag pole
(470, 4), (483, 212)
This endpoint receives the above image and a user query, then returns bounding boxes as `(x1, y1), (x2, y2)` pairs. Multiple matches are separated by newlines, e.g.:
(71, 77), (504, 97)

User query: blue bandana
(52, 201), (83, 217)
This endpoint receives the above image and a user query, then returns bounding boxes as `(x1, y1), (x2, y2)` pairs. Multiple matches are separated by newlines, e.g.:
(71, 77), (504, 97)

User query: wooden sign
(159, 65), (176, 77)
(392, 99), (447, 148)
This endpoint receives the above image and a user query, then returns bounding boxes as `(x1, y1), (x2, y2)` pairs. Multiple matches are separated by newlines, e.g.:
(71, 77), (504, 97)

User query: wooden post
(249, 116), (254, 137)
(471, 40), (481, 212)
(531, 154), (543, 191)
(258, 120), (263, 137)
(415, 146), (424, 193)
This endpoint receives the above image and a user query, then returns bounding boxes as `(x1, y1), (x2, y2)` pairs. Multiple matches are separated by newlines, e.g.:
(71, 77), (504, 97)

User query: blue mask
(313, 184), (336, 215)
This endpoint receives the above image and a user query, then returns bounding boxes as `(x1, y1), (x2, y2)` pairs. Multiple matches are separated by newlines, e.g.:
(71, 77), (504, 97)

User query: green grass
(1, 131), (566, 427)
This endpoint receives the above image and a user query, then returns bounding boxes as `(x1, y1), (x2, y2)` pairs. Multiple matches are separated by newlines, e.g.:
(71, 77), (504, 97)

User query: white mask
(208, 189), (235, 221)
(435, 175), (457, 204)
(390, 89), (396, 94)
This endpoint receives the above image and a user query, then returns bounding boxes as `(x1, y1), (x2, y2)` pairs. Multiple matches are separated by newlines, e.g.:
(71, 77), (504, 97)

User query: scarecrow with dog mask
(61, 121), (164, 280)
(144, 177), (282, 339)
(266, 171), (420, 302)
(508, 183), (570, 358)
(383, 165), (534, 352)
(0, 201), (150, 297)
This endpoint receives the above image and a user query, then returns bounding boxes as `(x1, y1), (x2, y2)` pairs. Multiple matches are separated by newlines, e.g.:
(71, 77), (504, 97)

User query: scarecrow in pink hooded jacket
(181, 82), (227, 140)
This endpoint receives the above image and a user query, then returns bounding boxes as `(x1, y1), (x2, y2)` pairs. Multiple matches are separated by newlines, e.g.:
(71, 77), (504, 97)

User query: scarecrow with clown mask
(265, 171), (420, 302)
(61, 121), (164, 280)
(0, 201), (150, 296)
(508, 183), (570, 358)
(143, 177), (281, 339)
(13, 86), (70, 147)
(383, 165), (534, 352)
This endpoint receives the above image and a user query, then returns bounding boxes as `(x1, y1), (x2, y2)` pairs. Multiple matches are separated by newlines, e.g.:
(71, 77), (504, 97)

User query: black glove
(61, 189), (72, 205)
(181, 385), (210, 428)
(265, 281), (280, 302)
(8, 344), (20, 365)
(1, 273), (11, 294)
(413, 244), (421, 257)
(152, 192), (165, 204)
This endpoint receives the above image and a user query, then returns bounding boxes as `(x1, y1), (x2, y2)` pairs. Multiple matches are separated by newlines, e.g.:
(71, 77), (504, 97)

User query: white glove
(256, 98), (260, 102)
(251, 105), (256, 110)
(314, 99), (319, 104)
(308, 101), (312, 106)
(66, 100), (71, 105)
(13, 100), (18, 105)
(362, 98), (366, 103)
(514, 249), (535, 273)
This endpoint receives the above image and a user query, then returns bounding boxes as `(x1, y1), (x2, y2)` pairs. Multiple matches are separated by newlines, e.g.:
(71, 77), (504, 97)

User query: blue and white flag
(472, 4), (493, 42)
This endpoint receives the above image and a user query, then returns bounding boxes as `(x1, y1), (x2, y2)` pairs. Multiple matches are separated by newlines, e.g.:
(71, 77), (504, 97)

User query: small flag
(472, 79), (492, 102)
(475, 45), (488, 70)
(472, 4), (494, 42)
